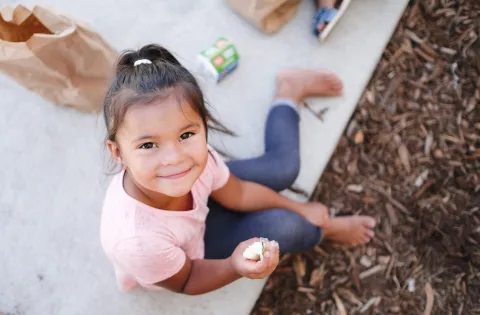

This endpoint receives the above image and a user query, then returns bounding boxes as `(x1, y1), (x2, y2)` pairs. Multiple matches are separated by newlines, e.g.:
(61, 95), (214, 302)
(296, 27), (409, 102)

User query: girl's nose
(159, 143), (183, 166)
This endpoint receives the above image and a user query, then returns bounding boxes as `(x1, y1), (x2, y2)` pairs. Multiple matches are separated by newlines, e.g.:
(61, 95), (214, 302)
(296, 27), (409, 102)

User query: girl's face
(108, 97), (208, 198)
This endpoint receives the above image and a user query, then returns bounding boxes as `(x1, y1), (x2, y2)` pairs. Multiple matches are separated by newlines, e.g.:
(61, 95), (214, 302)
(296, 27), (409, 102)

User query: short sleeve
(113, 237), (186, 285)
(207, 147), (230, 191)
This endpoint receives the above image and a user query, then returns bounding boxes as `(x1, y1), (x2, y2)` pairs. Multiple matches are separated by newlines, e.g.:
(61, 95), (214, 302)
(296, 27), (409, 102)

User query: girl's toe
(366, 229), (375, 238)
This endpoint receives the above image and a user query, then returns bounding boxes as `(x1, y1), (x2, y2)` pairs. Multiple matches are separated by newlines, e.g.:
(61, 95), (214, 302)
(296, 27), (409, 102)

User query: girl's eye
(179, 132), (195, 141)
(139, 142), (157, 149)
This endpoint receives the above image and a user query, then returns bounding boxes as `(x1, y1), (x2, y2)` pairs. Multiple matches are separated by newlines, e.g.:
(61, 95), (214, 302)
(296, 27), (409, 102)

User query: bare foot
(322, 216), (376, 247)
(275, 68), (343, 104)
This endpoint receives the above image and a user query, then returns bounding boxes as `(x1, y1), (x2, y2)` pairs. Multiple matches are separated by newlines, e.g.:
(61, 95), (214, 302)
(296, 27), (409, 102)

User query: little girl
(100, 44), (376, 295)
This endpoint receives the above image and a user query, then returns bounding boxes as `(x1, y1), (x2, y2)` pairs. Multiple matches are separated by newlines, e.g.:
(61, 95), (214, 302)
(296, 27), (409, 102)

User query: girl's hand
(229, 238), (279, 279)
(298, 202), (329, 227)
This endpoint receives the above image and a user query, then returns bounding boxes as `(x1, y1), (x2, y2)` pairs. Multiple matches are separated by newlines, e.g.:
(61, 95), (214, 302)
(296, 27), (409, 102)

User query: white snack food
(242, 237), (269, 261)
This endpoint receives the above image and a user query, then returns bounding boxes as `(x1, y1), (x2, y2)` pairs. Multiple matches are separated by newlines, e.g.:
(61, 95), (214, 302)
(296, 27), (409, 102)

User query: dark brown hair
(103, 44), (233, 144)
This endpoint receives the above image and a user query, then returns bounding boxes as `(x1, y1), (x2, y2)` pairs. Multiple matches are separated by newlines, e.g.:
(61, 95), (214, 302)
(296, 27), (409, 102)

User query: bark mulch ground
(252, 0), (480, 314)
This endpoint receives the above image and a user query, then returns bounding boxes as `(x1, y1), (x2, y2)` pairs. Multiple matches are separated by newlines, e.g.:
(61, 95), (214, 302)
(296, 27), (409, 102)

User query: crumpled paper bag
(225, 0), (300, 34)
(0, 5), (117, 113)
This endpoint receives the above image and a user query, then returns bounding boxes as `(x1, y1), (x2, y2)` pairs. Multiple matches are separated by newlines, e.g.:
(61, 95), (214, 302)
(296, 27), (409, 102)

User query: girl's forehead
(121, 99), (202, 134)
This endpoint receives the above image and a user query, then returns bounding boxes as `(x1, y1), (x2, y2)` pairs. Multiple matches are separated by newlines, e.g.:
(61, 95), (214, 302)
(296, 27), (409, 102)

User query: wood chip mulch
(252, 0), (480, 314)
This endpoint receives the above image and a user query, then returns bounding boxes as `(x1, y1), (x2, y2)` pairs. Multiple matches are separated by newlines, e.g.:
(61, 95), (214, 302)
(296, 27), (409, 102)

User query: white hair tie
(134, 59), (152, 66)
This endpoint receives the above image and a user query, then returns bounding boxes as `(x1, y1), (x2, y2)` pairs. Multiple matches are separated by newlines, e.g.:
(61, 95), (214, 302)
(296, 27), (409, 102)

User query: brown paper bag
(225, 0), (300, 34)
(0, 5), (117, 113)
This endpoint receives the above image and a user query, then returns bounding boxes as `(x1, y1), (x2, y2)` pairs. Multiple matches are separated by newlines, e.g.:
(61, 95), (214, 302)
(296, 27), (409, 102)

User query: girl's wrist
(227, 255), (242, 277)
(289, 201), (308, 216)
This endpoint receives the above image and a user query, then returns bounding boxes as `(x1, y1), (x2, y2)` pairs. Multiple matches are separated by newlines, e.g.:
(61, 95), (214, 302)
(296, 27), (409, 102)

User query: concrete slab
(0, 0), (407, 314)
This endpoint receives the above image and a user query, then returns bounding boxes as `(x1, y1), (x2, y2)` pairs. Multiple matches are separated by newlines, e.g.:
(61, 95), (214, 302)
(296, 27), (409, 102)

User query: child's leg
(225, 69), (343, 191)
(205, 69), (344, 259)
(205, 200), (376, 259)
(226, 101), (300, 192)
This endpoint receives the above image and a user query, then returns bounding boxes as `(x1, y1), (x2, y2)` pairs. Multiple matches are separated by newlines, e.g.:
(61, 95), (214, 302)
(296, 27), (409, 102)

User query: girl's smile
(157, 167), (192, 179)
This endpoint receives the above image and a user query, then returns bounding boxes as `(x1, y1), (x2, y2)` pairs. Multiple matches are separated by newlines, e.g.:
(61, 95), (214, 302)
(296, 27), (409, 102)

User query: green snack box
(197, 37), (239, 82)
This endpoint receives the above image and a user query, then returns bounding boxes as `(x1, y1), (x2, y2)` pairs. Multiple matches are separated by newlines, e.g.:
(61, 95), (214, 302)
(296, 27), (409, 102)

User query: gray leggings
(204, 100), (323, 259)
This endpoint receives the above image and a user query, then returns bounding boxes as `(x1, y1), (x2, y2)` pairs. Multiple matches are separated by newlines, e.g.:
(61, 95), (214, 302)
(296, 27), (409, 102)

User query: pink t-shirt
(100, 147), (230, 291)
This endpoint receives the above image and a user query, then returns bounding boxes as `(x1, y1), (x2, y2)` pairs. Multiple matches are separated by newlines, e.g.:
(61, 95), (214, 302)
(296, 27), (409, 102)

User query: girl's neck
(123, 170), (193, 211)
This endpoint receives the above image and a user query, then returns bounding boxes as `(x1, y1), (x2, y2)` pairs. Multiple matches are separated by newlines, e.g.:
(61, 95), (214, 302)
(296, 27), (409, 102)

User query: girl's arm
(156, 238), (279, 295)
(210, 174), (304, 213)
(210, 174), (326, 225)
(157, 256), (240, 295)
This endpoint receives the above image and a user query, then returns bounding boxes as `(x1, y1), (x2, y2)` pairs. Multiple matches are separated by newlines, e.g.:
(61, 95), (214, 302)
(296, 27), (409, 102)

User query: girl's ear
(106, 140), (122, 165)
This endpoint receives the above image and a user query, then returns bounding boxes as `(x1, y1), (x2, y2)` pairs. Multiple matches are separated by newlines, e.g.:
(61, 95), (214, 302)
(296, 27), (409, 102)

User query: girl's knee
(270, 151), (300, 191)
(284, 153), (300, 184)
